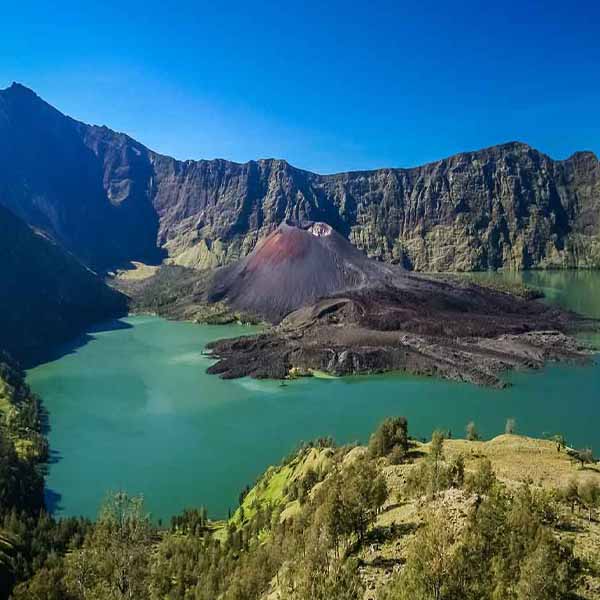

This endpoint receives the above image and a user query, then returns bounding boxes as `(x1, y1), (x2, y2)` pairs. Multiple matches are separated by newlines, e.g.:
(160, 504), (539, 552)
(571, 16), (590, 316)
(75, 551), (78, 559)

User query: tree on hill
(466, 458), (496, 496)
(551, 434), (566, 453)
(578, 480), (600, 522)
(318, 458), (388, 551)
(562, 478), (580, 513)
(340, 459), (388, 543)
(379, 509), (457, 600)
(429, 430), (445, 496)
(466, 421), (479, 441)
(65, 492), (153, 599)
(569, 448), (595, 469)
(368, 417), (409, 462)
(514, 529), (575, 600)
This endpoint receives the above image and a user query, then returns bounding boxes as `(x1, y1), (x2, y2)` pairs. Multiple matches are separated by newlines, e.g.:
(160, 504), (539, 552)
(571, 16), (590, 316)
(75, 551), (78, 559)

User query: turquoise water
(27, 272), (600, 521)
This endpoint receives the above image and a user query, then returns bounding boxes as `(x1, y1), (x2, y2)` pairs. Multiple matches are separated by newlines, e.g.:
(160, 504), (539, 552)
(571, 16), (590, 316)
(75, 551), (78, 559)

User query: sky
(2, 0), (599, 173)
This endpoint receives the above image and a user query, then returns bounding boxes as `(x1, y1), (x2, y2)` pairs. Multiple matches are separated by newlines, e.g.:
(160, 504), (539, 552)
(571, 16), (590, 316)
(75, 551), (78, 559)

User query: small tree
(429, 431), (445, 496)
(505, 418), (516, 435)
(514, 530), (574, 600)
(551, 434), (566, 453)
(578, 480), (600, 522)
(321, 459), (388, 547)
(466, 421), (479, 441)
(430, 430), (445, 462)
(368, 417), (409, 461)
(571, 448), (595, 469)
(449, 454), (465, 488)
(466, 458), (496, 496)
(66, 492), (153, 599)
(380, 509), (457, 600)
(562, 478), (579, 513)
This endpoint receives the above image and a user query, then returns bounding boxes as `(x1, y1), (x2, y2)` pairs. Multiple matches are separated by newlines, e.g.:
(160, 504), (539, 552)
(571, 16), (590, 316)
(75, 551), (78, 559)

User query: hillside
(233, 432), (600, 600)
(9, 420), (600, 599)
(1, 83), (599, 273)
(0, 205), (127, 365)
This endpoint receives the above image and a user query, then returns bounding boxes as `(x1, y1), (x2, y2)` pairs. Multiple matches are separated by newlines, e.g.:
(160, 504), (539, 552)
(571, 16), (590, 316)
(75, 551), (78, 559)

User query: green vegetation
(368, 416), (409, 463)
(404, 431), (465, 498)
(0, 356), (47, 512)
(0, 357), (90, 599)
(444, 273), (544, 300)
(3, 406), (600, 600)
(120, 265), (262, 325)
(381, 484), (578, 600)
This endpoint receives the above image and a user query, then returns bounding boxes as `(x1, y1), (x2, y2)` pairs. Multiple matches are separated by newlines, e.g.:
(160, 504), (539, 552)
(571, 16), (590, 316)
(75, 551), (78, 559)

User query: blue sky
(2, 0), (599, 173)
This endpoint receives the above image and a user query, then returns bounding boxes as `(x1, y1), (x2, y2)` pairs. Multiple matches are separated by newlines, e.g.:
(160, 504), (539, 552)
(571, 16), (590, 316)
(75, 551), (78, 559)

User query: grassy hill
(7, 419), (600, 599)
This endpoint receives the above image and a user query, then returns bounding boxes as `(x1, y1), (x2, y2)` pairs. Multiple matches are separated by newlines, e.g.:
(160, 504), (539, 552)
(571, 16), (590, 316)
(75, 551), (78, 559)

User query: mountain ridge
(5, 82), (597, 168)
(1, 83), (599, 273)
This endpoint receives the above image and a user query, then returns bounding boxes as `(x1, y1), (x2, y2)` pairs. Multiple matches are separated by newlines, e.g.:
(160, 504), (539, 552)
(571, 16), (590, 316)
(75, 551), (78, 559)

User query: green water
(27, 271), (600, 522)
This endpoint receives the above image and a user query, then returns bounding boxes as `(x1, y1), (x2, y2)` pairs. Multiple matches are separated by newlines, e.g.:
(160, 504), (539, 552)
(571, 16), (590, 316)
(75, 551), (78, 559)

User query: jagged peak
(565, 150), (599, 163)
(0, 83), (594, 177)
(496, 140), (532, 150)
(2, 82), (39, 98)
(456, 141), (535, 159)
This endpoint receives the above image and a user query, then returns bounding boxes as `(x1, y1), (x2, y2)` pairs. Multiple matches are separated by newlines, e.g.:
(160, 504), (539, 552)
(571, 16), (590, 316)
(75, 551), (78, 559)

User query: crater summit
(208, 221), (400, 322)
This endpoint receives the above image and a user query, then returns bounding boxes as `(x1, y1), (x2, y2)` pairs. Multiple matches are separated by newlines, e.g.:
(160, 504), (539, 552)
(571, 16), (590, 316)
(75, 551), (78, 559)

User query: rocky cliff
(1, 83), (599, 272)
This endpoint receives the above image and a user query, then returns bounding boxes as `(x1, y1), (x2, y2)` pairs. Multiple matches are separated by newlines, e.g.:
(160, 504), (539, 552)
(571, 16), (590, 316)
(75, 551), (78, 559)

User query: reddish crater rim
(246, 227), (310, 270)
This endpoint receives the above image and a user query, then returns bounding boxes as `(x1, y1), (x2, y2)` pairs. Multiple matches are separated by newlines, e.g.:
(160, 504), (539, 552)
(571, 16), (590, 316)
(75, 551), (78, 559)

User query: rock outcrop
(1, 83), (599, 273)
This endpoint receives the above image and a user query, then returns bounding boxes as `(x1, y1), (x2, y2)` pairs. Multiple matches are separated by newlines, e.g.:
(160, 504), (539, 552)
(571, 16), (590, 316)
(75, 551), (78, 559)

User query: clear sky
(2, 0), (599, 173)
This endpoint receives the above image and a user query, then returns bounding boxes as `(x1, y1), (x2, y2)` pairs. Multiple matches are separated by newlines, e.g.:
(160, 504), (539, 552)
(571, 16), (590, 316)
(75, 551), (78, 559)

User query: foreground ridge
(6, 410), (600, 599)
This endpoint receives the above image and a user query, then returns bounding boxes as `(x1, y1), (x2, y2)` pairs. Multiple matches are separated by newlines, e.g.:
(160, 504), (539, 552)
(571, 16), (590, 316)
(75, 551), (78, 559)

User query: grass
(363, 434), (600, 600)
(114, 261), (159, 281)
(441, 272), (544, 300)
(214, 433), (600, 598)
(442, 434), (600, 490)
(229, 446), (335, 527)
(230, 464), (293, 526)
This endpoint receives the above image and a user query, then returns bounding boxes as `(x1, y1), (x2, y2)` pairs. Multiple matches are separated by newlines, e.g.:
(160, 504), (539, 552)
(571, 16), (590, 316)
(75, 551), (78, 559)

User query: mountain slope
(0, 206), (127, 364)
(208, 221), (401, 321)
(1, 83), (599, 272)
(0, 83), (162, 270)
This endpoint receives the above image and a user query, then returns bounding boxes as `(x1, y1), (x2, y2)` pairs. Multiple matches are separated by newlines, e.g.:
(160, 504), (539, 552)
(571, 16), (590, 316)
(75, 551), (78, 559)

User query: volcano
(122, 222), (595, 387)
(208, 221), (400, 322)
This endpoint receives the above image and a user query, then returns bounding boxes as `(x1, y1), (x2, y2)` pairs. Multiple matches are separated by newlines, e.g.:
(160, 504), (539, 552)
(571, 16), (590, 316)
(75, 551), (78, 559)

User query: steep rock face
(1, 83), (599, 272)
(0, 83), (162, 270)
(0, 205), (127, 364)
(147, 144), (600, 272)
